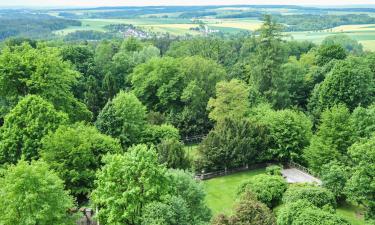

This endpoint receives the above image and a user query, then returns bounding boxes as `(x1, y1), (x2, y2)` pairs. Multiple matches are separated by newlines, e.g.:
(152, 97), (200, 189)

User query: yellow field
(359, 40), (375, 51)
(326, 24), (375, 32)
(204, 19), (262, 31)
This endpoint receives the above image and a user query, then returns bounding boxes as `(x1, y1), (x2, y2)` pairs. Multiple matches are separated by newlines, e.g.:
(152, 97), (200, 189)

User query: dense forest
(0, 14), (374, 225)
(0, 12), (81, 40)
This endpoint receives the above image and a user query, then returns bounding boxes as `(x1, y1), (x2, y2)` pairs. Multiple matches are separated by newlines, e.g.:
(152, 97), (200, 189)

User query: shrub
(266, 165), (282, 176)
(157, 138), (190, 169)
(283, 184), (336, 208)
(237, 174), (287, 208)
(277, 199), (349, 225)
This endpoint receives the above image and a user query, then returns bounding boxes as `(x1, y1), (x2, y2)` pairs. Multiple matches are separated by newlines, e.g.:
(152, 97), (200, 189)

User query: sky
(0, 0), (374, 8)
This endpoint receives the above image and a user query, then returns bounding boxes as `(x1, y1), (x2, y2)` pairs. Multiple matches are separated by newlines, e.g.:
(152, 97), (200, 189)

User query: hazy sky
(1, 0), (374, 7)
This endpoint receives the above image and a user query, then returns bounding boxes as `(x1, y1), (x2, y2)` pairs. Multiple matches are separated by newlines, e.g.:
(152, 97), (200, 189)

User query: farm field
(203, 169), (366, 224)
(287, 24), (375, 51)
(53, 16), (375, 51)
(54, 18), (263, 36)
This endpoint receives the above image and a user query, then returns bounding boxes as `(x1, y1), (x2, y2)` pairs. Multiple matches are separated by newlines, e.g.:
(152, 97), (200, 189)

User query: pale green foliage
(322, 34), (363, 54)
(91, 144), (169, 224)
(315, 57), (375, 111)
(304, 105), (353, 172)
(141, 196), (190, 225)
(168, 169), (212, 224)
(0, 95), (67, 164)
(95, 91), (147, 147)
(141, 123), (180, 145)
(41, 122), (122, 201)
(351, 104), (375, 139)
(256, 107), (313, 162)
(0, 160), (76, 225)
(277, 200), (349, 225)
(283, 184), (336, 209)
(207, 79), (250, 122)
(345, 136), (375, 220)
(321, 161), (351, 201)
(238, 174), (287, 208)
(0, 43), (92, 121)
(292, 209), (349, 225)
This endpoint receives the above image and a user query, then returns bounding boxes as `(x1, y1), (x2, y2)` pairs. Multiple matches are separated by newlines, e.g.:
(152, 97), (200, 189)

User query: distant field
(53, 16), (375, 51)
(204, 169), (365, 224)
(54, 18), (261, 36)
(287, 26), (375, 51)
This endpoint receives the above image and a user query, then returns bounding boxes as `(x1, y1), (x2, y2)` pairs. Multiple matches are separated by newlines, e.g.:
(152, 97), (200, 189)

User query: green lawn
(203, 169), (366, 224)
(203, 168), (266, 215)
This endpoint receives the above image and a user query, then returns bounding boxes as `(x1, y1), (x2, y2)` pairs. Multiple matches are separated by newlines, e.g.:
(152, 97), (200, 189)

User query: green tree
(157, 138), (190, 169)
(0, 95), (67, 164)
(95, 91), (147, 147)
(0, 43), (92, 121)
(316, 44), (347, 66)
(237, 174), (287, 208)
(256, 107), (312, 162)
(304, 105), (353, 172)
(141, 196), (190, 225)
(207, 79), (250, 122)
(0, 160), (76, 225)
(131, 56), (225, 136)
(91, 144), (169, 225)
(41, 122), (122, 202)
(351, 104), (375, 139)
(141, 123), (180, 145)
(322, 34), (363, 55)
(197, 118), (268, 172)
(168, 170), (211, 224)
(345, 136), (375, 220)
(249, 15), (289, 108)
(320, 161), (351, 201)
(314, 57), (375, 111)
(213, 191), (276, 225)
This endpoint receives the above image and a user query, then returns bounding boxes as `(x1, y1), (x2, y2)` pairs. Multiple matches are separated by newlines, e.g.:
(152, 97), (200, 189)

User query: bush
(266, 165), (282, 176)
(157, 138), (190, 169)
(277, 200), (349, 225)
(212, 191), (276, 225)
(277, 200), (315, 225)
(283, 184), (336, 208)
(141, 124), (180, 145)
(293, 208), (349, 225)
(237, 174), (287, 208)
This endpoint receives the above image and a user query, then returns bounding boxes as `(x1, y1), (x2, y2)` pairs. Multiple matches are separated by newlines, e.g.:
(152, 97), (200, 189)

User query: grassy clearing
(203, 169), (366, 224)
(336, 202), (365, 225)
(203, 168), (266, 215)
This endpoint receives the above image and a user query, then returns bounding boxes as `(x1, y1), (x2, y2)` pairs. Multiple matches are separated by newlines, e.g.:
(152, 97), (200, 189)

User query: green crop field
(203, 169), (366, 224)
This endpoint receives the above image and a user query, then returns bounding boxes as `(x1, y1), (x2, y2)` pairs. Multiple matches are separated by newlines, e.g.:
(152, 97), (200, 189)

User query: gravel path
(282, 168), (322, 185)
